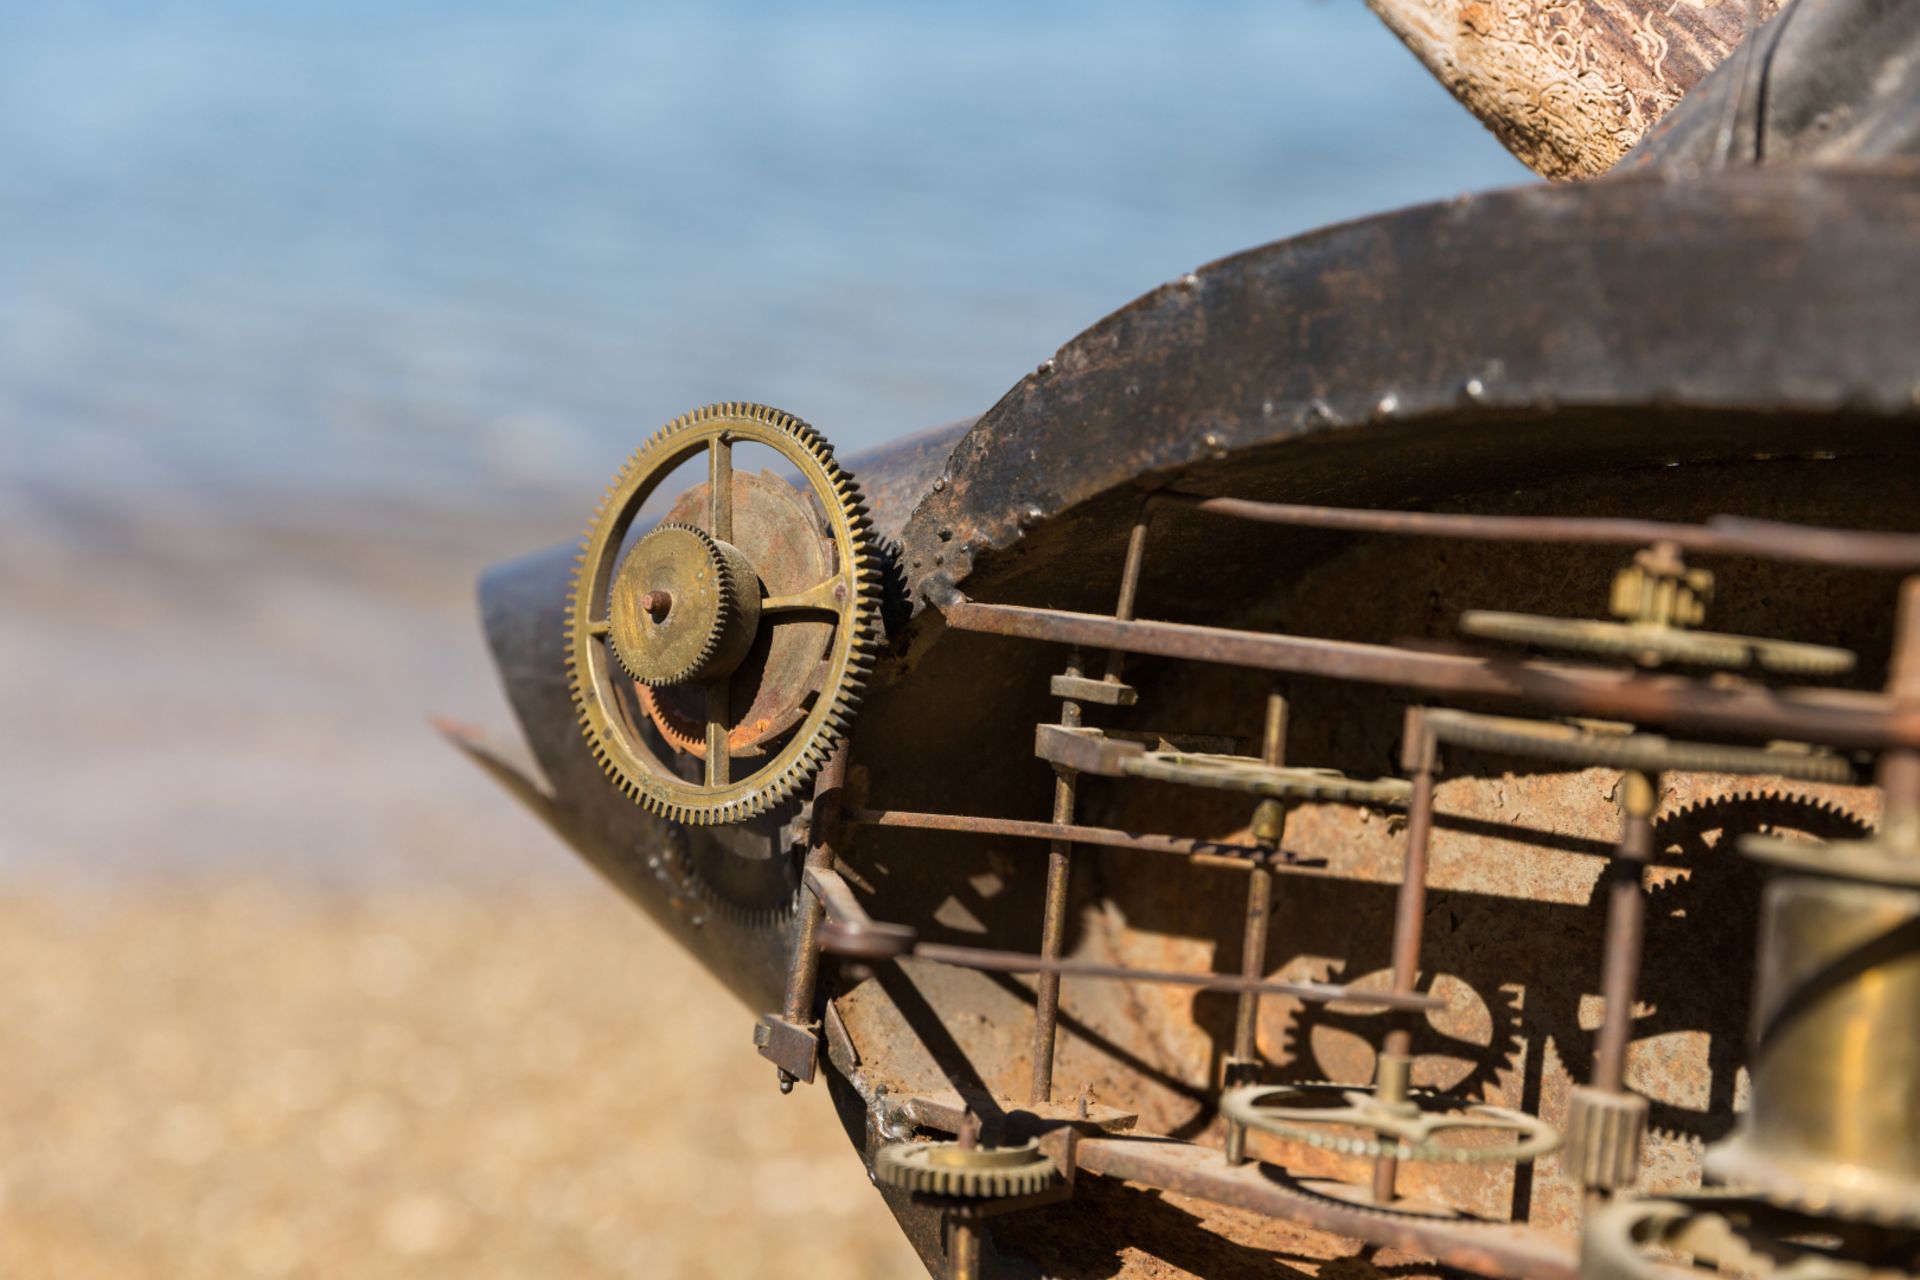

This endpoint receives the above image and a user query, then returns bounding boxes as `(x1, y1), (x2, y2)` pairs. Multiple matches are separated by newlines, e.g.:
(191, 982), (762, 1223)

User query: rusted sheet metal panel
(896, 168), (1920, 611)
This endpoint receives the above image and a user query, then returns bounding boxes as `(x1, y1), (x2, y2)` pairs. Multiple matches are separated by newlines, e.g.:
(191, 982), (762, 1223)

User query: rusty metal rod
(1372, 709), (1439, 1204)
(1031, 774), (1076, 1105)
(1030, 652), (1084, 1106)
(1884, 580), (1920, 839)
(1071, 1135), (1578, 1280)
(1162, 493), (1920, 571)
(1102, 509), (1152, 684)
(937, 597), (1920, 749)
(1225, 691), (1288, 1166)
(883, 940), (1446, 1010)
(770, 745), (848, 1093)
(1228, 863), (1274, 1056)
(846, 808), (1280, 863)
(947, 1216), (979, 1280)
(1592, 771), (1656, 1095)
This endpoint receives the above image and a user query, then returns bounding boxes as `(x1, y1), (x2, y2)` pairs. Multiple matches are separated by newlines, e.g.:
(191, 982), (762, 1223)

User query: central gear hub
(608, 523), (761, 687)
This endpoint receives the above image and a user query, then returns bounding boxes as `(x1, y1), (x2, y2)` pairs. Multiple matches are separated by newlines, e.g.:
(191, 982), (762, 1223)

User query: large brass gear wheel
(565, 402), (879, 825)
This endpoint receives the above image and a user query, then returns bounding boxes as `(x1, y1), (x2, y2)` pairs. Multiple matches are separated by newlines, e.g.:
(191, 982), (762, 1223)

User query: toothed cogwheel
(565, 402), (880, 826)
(1563, 1086), (1650, 1191)
(608, 522), (755, 687)
(1220, 1082), (1561, 1165)
(873, 1139), (1059, 1199)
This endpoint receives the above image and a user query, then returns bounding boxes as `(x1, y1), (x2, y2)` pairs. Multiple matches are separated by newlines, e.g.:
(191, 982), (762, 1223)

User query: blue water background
(0, 1), (1530, 512)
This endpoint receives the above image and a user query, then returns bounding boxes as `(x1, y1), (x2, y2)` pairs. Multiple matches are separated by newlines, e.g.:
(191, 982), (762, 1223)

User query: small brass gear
(873, 1139), (1059, 1199)
(565, 402), (880, 825)
(607, 522), (755, 687)
(1219, 1081), (1561, 1165)
(1563, 1086), (1650, 1191)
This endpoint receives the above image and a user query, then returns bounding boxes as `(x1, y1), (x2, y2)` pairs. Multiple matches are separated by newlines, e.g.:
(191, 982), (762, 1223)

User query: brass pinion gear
(607, 522), (756, 687)
(873, 1139), (1059, 1199)
(565, 402), (880, 826)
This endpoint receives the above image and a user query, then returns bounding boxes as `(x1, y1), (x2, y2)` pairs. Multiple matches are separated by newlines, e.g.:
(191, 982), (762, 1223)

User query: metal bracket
(1050, 673), (1138, 706)
(754, 1013), (820, 1084)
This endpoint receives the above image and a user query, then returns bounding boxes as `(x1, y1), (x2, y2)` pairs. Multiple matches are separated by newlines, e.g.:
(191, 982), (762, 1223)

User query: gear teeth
(1221, 1083), (1561, 1166)
(872, 1141), (1059, 1199)
(1564, 1086), (1650, 1191)
(608, 522), (736, 687)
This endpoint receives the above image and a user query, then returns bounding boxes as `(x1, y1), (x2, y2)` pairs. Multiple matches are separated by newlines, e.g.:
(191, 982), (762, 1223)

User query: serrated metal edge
(608, 521), (736, 687)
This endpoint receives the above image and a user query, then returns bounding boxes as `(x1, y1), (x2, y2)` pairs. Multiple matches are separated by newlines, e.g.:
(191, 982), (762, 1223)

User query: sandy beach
(0, 882), (921, 1279)
(0, 486), (920, 1277)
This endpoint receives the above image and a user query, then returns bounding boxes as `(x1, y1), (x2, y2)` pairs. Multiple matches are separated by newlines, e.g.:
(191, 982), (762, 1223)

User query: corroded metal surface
(897, 167), (1920, 608)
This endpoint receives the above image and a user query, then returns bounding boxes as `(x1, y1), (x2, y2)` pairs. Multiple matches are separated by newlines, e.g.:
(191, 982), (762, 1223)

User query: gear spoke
(760, 573), (847, 617)
(708, 432), (733, 543)
(704, 678), (730, 786)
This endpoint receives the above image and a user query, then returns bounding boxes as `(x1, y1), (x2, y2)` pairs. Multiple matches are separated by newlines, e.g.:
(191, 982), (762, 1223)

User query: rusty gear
(873, 1139), (1059, 1199)
(565, 402), (881, 825)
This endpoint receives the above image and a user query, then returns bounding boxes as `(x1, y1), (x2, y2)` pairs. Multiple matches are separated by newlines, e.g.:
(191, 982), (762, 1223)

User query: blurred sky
(0, 1), (1530, 512)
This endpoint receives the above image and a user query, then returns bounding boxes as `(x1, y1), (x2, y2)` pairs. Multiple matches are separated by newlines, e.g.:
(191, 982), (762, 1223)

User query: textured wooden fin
(1367, 0), (1782, 179)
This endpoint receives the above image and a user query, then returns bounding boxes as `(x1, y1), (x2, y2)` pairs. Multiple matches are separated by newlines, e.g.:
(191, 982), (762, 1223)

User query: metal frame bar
(937, 598), (1920, 750)
(836, 503), (1920, 1274)
(1159, 493), (1920, 572)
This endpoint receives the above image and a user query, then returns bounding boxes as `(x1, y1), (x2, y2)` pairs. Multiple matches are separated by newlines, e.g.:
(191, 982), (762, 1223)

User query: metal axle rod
(1162, 493), (1920, 572)
(937, 597), (1920, 749)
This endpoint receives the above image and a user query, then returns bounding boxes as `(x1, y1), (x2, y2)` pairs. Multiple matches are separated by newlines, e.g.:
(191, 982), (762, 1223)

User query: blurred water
(0, 1), (1529, 510)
